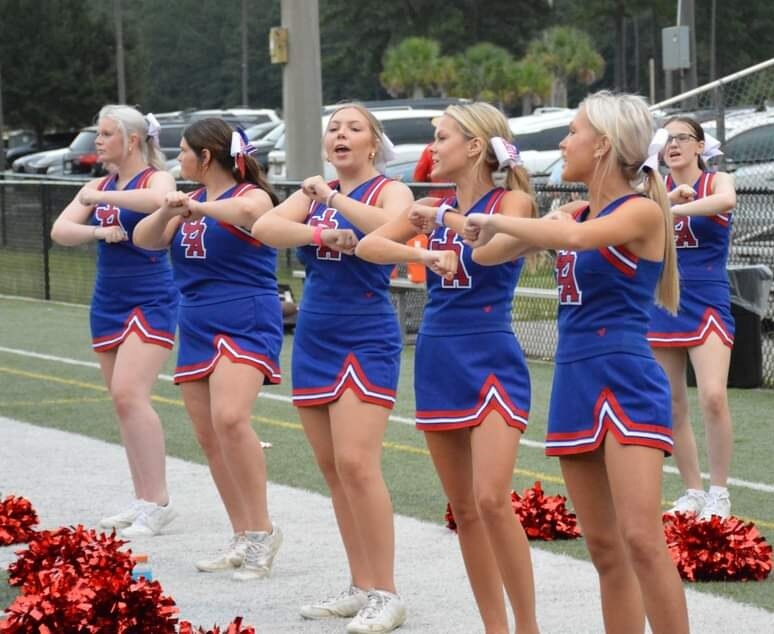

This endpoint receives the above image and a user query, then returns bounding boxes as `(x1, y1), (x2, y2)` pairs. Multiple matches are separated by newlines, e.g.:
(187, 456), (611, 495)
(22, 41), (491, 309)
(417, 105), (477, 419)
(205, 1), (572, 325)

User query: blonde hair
(444, 102), (537, 217)
(581, 91), (679, 313)
(98, 104), (166, 170)
(325, 102), (385, 167)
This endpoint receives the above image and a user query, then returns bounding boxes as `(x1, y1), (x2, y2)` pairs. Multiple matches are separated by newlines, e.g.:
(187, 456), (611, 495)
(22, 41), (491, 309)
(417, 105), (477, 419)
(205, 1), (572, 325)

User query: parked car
(5, 131), (77, 168)
(12, 147), (70, 175)
(63, 127), (101, 175)
(702, 108), (774, 189)
(509, 107), (575, 178)
(267, 108), (445, 182)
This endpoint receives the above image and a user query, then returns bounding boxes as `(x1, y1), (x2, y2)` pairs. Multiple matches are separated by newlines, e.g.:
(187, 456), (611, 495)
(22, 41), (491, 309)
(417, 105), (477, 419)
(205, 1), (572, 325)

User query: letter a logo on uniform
(556, 250), (582, 305)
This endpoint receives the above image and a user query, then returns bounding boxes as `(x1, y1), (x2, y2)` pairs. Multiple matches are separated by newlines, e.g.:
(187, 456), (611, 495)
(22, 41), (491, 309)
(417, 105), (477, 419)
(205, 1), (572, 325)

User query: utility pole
(678, 0), (697, 94)
(0, 63), (5, 172)
(114, 0), (126, 104)
(241, 0), (249, 107)
(281, 0), (322, 181)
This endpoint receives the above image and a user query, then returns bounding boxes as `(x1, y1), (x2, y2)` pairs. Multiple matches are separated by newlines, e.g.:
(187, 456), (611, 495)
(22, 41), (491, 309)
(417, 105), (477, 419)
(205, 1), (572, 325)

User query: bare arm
(301, 175), (414, 232)
(79, 170), (176, 213)
(50, 180), (120, 246)
(133, 191), (186, 250)
(471, 190), (540, 265)
(251, 189), (319, 247)
(356, 205), (458, 280)
(464, 196), (664, 256)
(672, 172), (736, 216)
(187, 187), (274, 228)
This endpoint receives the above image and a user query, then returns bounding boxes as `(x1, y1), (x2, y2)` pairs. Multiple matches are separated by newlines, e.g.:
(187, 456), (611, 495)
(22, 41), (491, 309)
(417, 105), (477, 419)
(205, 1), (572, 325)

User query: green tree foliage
(451, 43), (516, 105)
(380, 37), (441, 98)
(0, 0), (115, 138)
(527, 26), (604, 107)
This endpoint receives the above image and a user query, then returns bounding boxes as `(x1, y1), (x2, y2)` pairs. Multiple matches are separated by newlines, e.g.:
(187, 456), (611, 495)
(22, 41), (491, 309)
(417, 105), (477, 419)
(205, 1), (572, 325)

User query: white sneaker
(300, 585), (369, 619)
(666, 489), (707, 516)
(120, 503), (178, 537)
(195, 533), (247, 572)
(698, 490), (731, 521)
(346, 589), (407, 633)
(232, 524), (282, 581)
(99, 500), (152, 529)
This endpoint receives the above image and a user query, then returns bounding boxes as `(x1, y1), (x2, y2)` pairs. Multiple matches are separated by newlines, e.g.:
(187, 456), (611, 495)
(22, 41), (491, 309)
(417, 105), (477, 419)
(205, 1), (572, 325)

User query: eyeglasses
(666, 133), (698, 145)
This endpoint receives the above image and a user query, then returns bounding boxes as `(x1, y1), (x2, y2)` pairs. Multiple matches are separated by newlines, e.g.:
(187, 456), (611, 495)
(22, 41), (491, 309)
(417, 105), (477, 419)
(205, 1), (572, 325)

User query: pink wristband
(312, 224), (324, 247)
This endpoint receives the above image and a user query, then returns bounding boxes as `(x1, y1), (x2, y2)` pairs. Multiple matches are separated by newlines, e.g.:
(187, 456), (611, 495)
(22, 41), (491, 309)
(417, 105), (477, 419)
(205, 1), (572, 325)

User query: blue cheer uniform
(292, 175), (401, 409)
(546, 194), (673, 456)
(415, 188), (531, 432)
(89, 168), (178, 352)
(647, 171), (734, 348)
(170, 183), (282, 384)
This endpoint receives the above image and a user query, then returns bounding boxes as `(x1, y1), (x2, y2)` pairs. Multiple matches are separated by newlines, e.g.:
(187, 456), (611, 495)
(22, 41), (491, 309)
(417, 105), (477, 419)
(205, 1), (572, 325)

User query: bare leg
(605, 440), (689, 634)
(328, 390), (396, 592)
(208, 358), (271, 531)
(470, 414), (539, 634)
(560, 451), (646, 634)
(689, 335), (733, 486)
(181, 379), (250, 532)
(653, 348), (703, 490)
(425, 428), (508, 634)
(300, 403), (373, 589)
(105, 333), (171, 504)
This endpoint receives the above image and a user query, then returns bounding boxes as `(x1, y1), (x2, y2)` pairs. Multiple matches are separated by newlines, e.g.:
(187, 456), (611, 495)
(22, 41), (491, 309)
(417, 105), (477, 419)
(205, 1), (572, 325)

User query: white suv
(266, 108), (444, 182)
(508, 107), (575, 179)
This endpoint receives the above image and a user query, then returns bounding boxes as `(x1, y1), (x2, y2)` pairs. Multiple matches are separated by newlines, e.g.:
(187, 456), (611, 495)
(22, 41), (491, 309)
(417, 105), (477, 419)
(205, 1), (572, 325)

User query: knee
(619, 523), (665, 570)
(334, 452), (378, 488)
(473, 487), (511, 523)
(110, 383), (145, 419)
(584, 532), (628, 576)
(211, 406), (250, 440)
(447, 497), (481, 529)
(699, 388), (730, 422)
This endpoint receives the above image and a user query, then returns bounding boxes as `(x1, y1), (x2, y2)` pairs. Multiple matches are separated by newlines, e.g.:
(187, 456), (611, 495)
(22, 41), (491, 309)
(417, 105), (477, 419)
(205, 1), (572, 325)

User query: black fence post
(41, 183), (51, 300)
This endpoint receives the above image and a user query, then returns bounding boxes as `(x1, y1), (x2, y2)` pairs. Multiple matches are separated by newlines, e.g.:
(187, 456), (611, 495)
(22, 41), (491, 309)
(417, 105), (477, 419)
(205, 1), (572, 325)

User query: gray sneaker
(232, 524), (282, 581)
(99, 499), (153, 529)
(698, 490), (731, 521)
(120, 503), (178, 538)
(195, 533), (247, 572)
(666, 489), (707, 516)
(300, 585), (369, 619)
(346, 589), (407, 633)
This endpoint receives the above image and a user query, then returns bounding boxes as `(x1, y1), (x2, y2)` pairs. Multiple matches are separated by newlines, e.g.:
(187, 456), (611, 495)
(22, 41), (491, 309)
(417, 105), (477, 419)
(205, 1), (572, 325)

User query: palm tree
(380, 37), (441, 98)
(527, 26), (604, 107)
(452, 43), (515, 106)
(514, 56), (554, 115)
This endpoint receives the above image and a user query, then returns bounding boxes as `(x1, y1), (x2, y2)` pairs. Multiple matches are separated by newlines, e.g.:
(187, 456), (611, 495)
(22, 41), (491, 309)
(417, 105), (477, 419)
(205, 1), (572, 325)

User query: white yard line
(1, 416), (772, 632)
(2, 345), (773, 495)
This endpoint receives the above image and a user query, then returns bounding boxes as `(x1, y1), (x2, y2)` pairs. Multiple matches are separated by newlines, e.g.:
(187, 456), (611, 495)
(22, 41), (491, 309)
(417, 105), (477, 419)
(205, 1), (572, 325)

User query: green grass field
(1, 295), (773, 614)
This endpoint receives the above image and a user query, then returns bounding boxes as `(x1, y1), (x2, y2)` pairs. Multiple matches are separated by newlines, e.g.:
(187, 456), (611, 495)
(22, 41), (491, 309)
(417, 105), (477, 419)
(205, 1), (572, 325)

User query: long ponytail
(645, 171), (679, 313)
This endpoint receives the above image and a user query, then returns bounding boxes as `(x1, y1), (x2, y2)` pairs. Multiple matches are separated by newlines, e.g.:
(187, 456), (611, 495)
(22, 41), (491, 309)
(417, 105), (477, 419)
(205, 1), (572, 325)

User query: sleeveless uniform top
(297, 175), (394, 315)
(668, 171), (732, 282)
(421, 188), (522, 336)
(555, 194), (663, 362)
(171, 183), (277, 306)
(91, 168), (171, 278)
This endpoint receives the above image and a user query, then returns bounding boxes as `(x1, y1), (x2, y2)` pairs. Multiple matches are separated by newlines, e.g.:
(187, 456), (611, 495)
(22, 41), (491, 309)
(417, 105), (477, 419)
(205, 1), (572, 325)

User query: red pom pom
(444, 481), (581, 540)
(444, 502), (457, 531)
(2, 525), (179, 632)
(0, 496), (39, 545)
(511, 482), (581, 541)
(178, 617), (256, 634)
(663, 512), (773, 581)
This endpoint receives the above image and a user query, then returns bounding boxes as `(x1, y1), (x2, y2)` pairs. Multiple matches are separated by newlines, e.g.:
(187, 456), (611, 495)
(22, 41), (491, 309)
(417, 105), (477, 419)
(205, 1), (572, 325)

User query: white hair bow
(702, 131), (724, 160)
(639, 127), (669, 173)
(145, 113), (161, 147)
(373, 133), (397, 173)
(230, 128), (257, 178)
(491, 136), (523, 169)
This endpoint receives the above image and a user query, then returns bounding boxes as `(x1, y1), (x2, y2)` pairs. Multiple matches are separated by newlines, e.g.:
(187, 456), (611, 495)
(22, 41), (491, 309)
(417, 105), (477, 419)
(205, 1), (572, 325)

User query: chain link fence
(2, 176), (771, 385)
